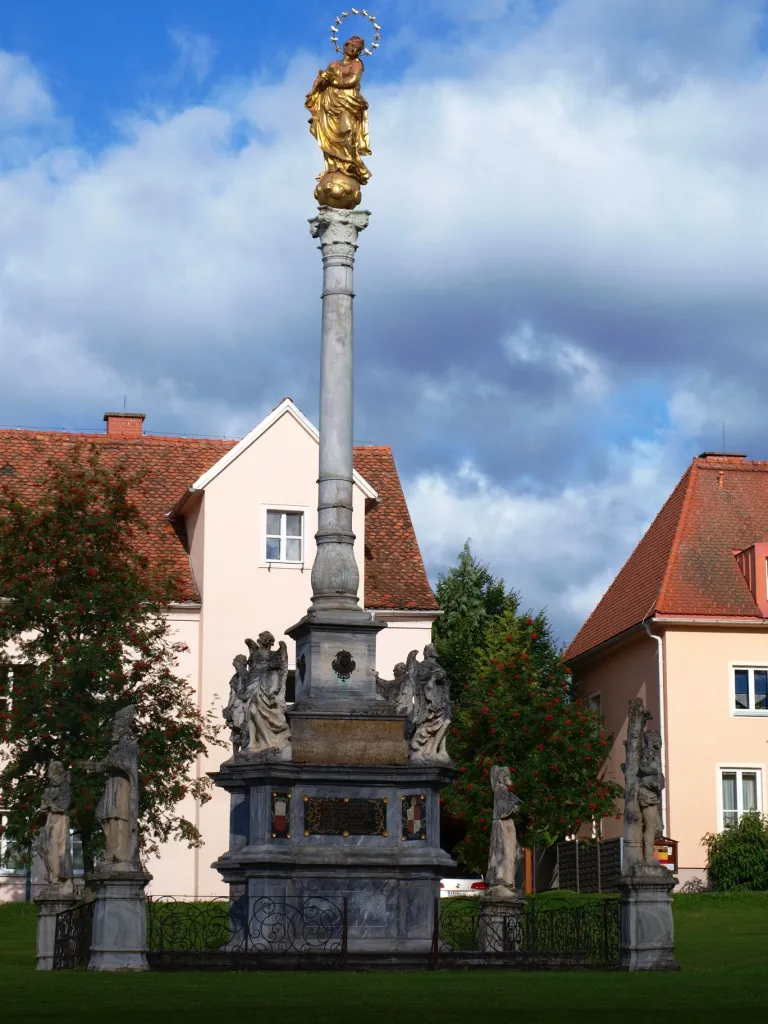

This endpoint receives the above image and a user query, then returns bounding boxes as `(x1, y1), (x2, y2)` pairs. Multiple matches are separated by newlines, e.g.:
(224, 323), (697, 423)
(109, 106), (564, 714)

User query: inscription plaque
(303, 796), (388, 837)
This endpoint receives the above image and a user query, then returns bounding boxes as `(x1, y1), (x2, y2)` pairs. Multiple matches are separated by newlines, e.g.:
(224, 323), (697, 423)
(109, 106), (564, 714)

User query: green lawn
(1, 894), (767, 1024)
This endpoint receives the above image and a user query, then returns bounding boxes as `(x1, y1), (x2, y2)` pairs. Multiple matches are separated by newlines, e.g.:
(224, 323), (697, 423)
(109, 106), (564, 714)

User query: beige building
(0, 399), (440, 899)
(565, 452), (768, 887)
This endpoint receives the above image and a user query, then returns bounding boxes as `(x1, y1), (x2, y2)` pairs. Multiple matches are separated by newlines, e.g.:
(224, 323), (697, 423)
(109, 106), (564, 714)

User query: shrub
(703, 813), (768, 892)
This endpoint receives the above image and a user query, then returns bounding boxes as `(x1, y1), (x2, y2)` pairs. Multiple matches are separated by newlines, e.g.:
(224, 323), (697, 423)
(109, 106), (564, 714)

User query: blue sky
(1, 0), (768, 646)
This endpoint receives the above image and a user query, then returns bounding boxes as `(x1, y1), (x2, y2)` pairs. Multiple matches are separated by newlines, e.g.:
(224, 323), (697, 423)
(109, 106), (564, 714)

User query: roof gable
(565, 455), (768, 662)
(174, 398), (377, 512)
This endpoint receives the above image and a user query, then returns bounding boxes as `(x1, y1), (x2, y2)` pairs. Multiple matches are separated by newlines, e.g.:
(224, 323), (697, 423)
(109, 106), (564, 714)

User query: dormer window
(265, 510), (304, 564)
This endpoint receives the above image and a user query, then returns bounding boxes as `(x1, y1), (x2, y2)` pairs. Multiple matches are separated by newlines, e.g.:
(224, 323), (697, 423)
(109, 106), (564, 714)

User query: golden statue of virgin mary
(306, 35), (371, 209)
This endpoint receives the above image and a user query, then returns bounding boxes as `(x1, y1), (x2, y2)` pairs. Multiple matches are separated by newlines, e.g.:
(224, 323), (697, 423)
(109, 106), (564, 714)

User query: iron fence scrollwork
(53, 900), (94, 970)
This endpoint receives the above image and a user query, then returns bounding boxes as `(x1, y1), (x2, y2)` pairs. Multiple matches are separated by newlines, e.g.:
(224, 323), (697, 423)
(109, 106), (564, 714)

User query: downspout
(643, 619), (667, 835)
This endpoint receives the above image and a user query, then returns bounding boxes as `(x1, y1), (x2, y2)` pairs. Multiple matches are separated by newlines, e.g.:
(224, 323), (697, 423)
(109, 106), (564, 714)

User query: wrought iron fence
(147, 896), (346, 969)
(53, 900), (94, 970)
(437, 896), (621, 968)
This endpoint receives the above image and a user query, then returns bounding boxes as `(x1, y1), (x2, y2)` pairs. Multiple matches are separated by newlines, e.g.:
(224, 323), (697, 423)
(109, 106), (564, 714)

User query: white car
(439, 877), (487, 897)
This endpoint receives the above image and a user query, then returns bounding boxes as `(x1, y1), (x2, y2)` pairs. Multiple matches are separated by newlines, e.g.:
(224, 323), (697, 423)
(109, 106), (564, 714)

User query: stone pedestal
(211, 760), (456, 953)
(478, 893), (524, 953)
(619, 866), (679, 971)
(34, 887), (77, 971)
(87, 869), (151, 971)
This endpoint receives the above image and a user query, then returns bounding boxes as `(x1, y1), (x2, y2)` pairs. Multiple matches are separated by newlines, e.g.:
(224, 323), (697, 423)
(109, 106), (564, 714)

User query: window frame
(716, 764), (764, 831)
(0, 813), (25, 876)
(587, 692), (602, 716)
(729, 663), (768, 716)
(259, 505), (310, 569)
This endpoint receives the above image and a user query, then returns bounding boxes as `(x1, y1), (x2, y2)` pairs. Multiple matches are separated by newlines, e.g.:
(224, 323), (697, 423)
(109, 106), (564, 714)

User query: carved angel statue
(407, 644), (452, 765)
(223, 654), (249, 754)
(82, 705), (141, 873)
(486, 766), (522, 897)
(32, 761), (74, 893)
(241, 631), (291, 759)
(373, 661), (413, 716)
(305, 35), (371, 208)
(637, 730), (665, 864)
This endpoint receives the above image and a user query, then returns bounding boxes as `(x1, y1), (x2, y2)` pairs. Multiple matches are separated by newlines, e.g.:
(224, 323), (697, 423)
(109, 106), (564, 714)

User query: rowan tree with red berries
(0, 442), (222, 871)
(441, 605), (622, 873)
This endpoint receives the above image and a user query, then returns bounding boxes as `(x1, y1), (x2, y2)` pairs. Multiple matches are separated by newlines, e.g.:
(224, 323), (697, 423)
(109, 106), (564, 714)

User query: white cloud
(502, 321), (609, 399)
(0, 51), (53, 128)
(169, 29), (217, 85)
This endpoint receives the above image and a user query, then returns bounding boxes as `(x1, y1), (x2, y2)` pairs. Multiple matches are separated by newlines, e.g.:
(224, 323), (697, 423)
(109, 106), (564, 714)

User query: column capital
(309, 207), (371, 251)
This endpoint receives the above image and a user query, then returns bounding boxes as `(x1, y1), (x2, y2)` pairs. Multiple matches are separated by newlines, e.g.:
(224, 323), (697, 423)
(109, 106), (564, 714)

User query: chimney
(103, 412), (146, 438)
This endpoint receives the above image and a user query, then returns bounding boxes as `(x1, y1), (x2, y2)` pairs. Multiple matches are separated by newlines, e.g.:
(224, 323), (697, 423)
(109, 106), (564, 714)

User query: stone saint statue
(622, 698), (667, 874)
(306, 35), (371, 209)
(374, 661), (413, 716)
(486, 766), (521, 897)
(32, 761), (74, 893)
(240, 632), (291, 760)
(223, 654), (249, 754)
(407, 645), (452, 765)
(637, 730), (665, 864)
(83, 705), (141, 873)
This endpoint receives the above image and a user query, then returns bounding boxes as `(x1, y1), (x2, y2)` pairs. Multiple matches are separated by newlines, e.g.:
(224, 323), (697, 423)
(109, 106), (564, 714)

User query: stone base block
(88, 871), (151, 972)
(478, 896), (524, 953)
(619, 868), (679, 971)
(289, 714), (408, 765)
(34, 888), (77, 971)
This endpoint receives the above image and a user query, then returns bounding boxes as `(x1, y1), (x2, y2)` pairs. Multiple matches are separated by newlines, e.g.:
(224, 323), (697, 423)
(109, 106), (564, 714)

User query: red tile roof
(353, 446), (439, 611)
(0, 424), (436, 612)
(565, 455), (768, 662)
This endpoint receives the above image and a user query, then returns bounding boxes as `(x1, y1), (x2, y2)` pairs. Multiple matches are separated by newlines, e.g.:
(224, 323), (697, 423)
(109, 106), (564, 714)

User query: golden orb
(314, 170), (362, 210)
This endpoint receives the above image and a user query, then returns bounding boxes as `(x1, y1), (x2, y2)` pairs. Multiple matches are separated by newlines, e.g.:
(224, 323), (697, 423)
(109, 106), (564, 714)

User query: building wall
(663, 625), (768, 884)
(571, 631), (659, 841)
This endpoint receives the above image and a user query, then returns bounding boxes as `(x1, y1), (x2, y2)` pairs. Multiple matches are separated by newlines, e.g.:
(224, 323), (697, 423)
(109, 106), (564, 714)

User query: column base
(619, 865), (679, 971)
(88, 870), (152, 972)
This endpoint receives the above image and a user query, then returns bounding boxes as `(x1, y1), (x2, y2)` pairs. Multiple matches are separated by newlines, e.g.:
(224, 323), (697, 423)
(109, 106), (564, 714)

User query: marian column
(287, 25), (387, 725)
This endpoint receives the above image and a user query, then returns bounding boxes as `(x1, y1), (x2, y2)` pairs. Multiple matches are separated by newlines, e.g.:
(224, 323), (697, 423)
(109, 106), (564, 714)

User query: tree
(0, 442), (222, 870)
(442, 606), (622, 874)
(433, 541), (517, 703)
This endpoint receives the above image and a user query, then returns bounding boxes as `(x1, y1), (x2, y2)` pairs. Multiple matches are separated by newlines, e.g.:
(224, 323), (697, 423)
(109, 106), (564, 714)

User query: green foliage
(0, 442), (222, 870)
(442, 608), (622, 873)
(433, 541), (517, 703)
(703, 812), (768, 892)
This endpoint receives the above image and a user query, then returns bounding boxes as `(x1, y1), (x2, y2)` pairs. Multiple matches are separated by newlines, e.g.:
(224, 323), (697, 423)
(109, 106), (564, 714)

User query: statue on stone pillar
(240, 632), (291, 760)
(82, 705), (141, 873)
(622, 698), (666, 873)
(223, 654), (249, 754)
(486, 765), (521, 897)
(306, 35), (371, 210)
(32, 761), (74, 893)
(407, 645), (452, 765)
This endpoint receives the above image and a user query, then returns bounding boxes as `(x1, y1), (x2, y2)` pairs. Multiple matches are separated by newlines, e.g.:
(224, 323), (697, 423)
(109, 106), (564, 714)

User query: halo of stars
(330, 9), (381, 57)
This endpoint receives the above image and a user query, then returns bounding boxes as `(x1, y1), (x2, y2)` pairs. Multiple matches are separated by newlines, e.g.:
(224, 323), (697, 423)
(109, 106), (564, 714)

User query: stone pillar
(87, 870), (151, 971)
(34, 888), (77, 971)
(478, 895), (524, 953)
(307, 206), (370, 620)
(619, 867), (679, 971)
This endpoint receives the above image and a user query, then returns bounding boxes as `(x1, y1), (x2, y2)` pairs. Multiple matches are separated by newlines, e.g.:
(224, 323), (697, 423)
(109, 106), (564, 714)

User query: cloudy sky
(1, 0), (766, 646)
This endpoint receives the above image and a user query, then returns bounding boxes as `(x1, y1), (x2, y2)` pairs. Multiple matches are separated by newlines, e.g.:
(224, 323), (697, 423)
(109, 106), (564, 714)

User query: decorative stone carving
(223, 654), (249, 754)
(33, 761), (74, 894)
(83, 705), (141, 873)
(486, 766), (521, 897)
(237, 632), (292, 760)
(374, 661), (413, 716)
(332, 650), (356, 680)
(621, 698), (667, 875)
(406, 645), (452, 765)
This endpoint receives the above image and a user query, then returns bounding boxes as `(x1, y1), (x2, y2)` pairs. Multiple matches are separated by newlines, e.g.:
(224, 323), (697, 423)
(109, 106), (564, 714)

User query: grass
(2, 893), (768, 1024)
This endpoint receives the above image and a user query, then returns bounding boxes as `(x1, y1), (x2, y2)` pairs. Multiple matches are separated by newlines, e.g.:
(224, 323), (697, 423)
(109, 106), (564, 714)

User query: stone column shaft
(308, 207), (370, 617)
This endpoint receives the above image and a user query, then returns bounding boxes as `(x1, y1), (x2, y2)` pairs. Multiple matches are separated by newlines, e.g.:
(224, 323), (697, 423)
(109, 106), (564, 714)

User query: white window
(0, 814), (24, 875)
(0, 666), (9, 716)
(265, 511), (304, 563)
(733, 667), (768, 713)
(720, 768), (762, 829)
